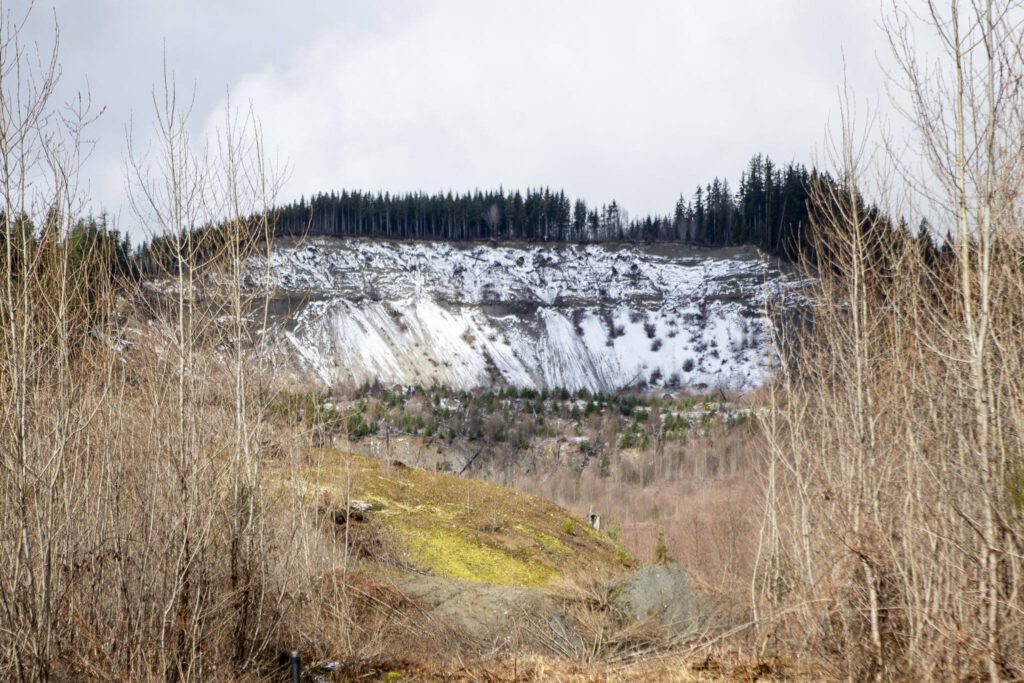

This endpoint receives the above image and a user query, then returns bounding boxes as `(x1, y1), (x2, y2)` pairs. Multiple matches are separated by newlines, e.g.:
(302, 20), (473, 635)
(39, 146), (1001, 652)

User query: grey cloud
(27, 1), (890, 238)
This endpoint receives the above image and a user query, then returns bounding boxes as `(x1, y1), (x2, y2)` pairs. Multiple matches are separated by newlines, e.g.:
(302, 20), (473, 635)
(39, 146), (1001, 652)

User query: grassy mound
(292, 450), (632, 587)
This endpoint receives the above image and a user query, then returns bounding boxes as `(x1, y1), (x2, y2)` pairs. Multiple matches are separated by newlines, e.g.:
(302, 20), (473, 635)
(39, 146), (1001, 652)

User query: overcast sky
(26, 1), (893, 236)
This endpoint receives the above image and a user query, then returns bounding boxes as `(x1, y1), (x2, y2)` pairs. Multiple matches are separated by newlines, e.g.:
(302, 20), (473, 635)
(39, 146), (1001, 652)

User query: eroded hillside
(259, 238), (796, 392)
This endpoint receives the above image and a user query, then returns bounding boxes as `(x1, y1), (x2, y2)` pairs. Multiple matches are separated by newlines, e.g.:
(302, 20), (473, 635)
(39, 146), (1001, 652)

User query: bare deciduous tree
(756, 1), (1024, 679)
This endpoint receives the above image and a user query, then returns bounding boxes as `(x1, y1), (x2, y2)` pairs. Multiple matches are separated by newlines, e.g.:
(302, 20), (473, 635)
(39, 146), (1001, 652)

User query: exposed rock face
(259, 237), (796, 392)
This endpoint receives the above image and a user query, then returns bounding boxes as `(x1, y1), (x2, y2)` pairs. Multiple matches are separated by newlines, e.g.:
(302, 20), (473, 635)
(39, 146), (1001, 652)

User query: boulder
(612, 562), (703, 634)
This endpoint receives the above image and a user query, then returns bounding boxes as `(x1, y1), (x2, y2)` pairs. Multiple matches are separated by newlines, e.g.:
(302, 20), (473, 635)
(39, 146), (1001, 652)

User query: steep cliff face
(260, 237), (794, 392)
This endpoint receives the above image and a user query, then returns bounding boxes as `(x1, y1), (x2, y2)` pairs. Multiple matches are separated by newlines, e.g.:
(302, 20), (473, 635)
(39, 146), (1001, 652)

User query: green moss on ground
(397, 524), (553, 586)
(290, 451), (631, 587)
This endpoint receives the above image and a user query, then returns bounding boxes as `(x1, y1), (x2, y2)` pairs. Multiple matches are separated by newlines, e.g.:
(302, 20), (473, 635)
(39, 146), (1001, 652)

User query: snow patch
(257, 238), (795, 392)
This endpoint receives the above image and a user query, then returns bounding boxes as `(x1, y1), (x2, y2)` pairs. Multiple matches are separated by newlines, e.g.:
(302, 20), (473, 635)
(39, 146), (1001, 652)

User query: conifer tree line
(272, 153), (821, 258)
(5, 152), (953, 281)
(267, 152), (953, 269)
(0, 211), (137, 285)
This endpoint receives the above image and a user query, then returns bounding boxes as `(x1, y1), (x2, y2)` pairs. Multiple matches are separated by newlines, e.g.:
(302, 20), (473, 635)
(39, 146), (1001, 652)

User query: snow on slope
(258, 237), (792, 393)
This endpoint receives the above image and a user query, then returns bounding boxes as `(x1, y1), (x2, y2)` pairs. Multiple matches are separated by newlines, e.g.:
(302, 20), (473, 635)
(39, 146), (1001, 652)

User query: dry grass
(302, 649), (804, 682)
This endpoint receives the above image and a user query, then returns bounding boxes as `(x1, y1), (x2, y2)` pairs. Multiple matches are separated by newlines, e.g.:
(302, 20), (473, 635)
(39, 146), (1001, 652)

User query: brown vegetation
(753, 2), (1024, 679)
(513, 424), (760, 595)
(3, 1), (1024, 680)
(0, 11), (323, 678)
